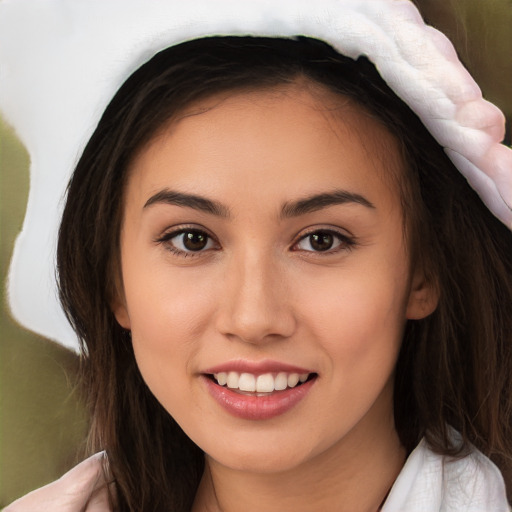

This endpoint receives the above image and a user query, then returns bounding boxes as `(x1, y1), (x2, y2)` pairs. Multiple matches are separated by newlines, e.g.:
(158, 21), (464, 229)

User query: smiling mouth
(207, 371), (317, 395)
(202, 368), (318, 419)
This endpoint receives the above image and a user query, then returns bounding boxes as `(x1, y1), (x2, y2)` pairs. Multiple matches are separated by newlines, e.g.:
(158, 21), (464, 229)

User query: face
(113, 84), (437, 473)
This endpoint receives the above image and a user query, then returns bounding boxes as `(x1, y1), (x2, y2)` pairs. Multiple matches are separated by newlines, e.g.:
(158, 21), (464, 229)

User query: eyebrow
(143, 188), (375, 218)
(280, 190), (375, 218)
(144, 189), (230, 217)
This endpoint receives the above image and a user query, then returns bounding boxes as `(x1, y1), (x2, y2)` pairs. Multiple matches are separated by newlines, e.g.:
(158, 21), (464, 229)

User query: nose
(214, 251), (296, 345)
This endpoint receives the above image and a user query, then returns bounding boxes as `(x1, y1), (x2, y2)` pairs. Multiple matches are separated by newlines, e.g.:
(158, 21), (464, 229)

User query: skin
(113, 83), (438, 512)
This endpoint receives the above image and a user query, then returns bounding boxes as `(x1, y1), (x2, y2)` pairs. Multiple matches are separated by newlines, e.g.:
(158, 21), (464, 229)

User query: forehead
(180, 81), (401, 156)
(126, 83), (405, 215)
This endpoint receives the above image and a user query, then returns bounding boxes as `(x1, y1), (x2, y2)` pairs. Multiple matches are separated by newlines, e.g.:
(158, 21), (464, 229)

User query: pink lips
(201, 359), (317, 421)
(204, 360), (312, 375)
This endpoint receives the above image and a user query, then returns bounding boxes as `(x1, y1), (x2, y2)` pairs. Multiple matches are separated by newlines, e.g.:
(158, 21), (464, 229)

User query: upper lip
(202, 359), (314, 376)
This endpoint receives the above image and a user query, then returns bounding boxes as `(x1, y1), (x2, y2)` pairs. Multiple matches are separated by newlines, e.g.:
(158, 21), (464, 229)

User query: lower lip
(202, 375), (316, 420)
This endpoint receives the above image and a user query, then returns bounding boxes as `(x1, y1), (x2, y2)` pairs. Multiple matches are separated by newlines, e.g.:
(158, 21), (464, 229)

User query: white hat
(0, 0), (511, 351)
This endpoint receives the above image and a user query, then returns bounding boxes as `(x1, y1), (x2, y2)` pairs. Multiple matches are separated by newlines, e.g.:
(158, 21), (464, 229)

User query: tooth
(299, 373), (309, 383)
(239, 373), (256, 392)
(215, 372), (227, 386)
(256, 373), (275, 393)
(226, 371), (240, 389)
(287, 373), (300, 388)
(275, 372), (288, 391)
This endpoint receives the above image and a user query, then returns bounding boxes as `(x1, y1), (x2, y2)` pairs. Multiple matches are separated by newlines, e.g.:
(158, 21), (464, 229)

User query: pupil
(183, 231), (207, 251)
(311, 232), (333, 251)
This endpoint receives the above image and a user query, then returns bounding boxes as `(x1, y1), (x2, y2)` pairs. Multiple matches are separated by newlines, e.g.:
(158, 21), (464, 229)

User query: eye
(158, 228), (217, 255)
(294, 230), (353, 253)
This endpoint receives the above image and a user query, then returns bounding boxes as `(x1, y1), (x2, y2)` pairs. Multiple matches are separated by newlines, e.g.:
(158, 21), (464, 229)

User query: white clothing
(382, 439), (510, 511)
(5, 441), (509, 511)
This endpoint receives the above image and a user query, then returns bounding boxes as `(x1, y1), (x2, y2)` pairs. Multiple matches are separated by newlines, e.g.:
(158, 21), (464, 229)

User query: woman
(2, 1), (511, 511)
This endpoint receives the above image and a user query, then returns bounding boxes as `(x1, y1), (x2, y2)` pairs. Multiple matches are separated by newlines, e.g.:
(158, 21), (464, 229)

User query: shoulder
(4, 452), (112, 512)
(382, 438), (510, 512)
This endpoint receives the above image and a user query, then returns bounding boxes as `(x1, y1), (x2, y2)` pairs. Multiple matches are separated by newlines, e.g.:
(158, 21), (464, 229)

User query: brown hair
(57, 37), (512, 511)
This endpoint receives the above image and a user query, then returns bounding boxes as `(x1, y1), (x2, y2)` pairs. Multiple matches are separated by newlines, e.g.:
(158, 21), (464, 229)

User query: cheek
(295, 271), (406, 433)
(123, 246), (218, 336)
(295, 257), (409, 376)
(120, 254), (219, 405)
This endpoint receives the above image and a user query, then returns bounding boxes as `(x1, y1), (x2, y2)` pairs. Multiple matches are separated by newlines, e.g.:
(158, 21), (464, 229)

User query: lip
(203, 359), (313, 376)
(201, 359), (317, 420)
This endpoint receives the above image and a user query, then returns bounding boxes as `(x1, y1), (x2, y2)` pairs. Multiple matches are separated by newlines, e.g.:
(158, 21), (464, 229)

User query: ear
(112, 298), (131, 329)
(110, 287), (131, 329)
(406, 268), (439, 320)
(108, 265), (131, 329)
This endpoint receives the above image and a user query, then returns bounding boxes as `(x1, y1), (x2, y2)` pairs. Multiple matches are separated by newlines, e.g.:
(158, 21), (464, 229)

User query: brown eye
(182, 231), (209, 251)
(162, 229), (216, 254)
(309, 232), (334, 251)
(295, 230), (351, 253)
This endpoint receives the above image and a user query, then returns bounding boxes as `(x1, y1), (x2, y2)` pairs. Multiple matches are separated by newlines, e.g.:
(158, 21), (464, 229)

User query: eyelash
(155, 226), (219, 258)
(155, 226), (356, 258)
(292, 228), (356, 255)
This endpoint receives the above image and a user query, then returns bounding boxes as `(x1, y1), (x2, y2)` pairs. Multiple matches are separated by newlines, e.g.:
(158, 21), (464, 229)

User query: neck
(192, 411), (405, 512)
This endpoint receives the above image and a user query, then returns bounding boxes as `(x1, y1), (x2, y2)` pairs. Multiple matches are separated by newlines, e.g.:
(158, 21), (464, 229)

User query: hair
(57, 36), (512, 511)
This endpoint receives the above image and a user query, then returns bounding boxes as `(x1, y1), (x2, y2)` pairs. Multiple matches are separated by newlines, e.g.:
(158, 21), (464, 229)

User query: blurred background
(0, 0), (511, 506)
(0, 118), (88, 506)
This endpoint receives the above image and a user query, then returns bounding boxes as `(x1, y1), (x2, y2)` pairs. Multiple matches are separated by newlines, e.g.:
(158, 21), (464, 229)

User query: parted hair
(57, 37), (512, 511)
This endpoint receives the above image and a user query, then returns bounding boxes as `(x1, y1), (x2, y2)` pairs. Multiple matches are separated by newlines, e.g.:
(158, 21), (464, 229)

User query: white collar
(382, 439), (509, 511)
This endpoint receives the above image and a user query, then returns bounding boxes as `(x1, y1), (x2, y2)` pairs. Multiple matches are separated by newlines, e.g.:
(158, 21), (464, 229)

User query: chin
(207, 443), (311, 474)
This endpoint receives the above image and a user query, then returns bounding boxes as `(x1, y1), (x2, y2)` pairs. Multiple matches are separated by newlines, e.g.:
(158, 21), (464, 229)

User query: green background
(0, 118), (88, 506)
(1, 0), (511, 506)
